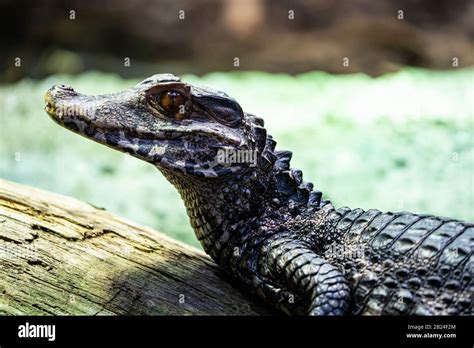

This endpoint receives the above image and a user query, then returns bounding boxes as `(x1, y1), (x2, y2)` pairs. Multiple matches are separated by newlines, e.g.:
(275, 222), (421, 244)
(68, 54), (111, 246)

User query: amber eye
(157, 90), (185, 115)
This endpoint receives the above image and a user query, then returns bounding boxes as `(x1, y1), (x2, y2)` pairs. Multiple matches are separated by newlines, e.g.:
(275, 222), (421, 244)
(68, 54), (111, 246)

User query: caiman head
(44, 73), (320, 238)
(44, 73), (269, 177)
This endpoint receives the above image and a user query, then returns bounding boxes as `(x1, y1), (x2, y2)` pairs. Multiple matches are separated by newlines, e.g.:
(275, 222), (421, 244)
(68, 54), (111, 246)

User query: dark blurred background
(2, 0), (473, 82)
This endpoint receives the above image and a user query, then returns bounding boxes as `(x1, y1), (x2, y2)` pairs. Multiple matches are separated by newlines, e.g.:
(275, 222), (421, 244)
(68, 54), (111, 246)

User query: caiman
(44, 74), (473, 315)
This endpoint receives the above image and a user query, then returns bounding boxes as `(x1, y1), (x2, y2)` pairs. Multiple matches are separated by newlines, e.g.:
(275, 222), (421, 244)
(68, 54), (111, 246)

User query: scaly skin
(44, 74), (473, 315)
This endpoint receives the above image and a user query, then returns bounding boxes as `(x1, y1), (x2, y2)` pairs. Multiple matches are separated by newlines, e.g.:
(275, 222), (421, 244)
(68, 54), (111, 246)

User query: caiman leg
(255, 235), (351, 315)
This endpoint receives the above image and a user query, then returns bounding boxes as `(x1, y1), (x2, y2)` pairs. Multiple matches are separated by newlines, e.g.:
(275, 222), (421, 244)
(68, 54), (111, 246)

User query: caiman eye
(156, 90), (185, 116)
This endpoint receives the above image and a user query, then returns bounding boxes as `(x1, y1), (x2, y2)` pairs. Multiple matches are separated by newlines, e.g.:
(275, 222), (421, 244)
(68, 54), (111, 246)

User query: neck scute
(263, 134), (324, 211)
(160, 134), (327, 260)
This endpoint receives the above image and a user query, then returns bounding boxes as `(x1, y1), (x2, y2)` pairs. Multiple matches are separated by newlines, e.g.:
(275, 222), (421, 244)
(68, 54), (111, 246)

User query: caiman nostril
(56, 84), (74, 91)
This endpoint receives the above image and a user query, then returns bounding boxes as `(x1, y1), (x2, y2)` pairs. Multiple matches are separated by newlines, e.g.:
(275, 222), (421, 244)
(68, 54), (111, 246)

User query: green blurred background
(1, 1), (473, 248)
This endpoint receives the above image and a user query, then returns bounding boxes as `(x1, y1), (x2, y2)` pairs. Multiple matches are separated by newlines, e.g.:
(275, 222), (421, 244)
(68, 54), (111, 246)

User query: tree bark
(0, 179), (273, 315)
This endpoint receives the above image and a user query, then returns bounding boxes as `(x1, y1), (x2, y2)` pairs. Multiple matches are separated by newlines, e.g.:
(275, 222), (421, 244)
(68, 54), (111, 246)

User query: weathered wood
(0, 179), (272, 315)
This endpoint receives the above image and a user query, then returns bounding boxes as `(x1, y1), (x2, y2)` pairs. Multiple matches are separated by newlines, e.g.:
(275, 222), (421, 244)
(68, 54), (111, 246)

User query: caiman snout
(44, 84), (81, 119)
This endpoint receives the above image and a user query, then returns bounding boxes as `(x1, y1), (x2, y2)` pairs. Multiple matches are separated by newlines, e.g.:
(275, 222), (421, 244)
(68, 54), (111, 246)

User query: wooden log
(0, 179), (273, 315)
